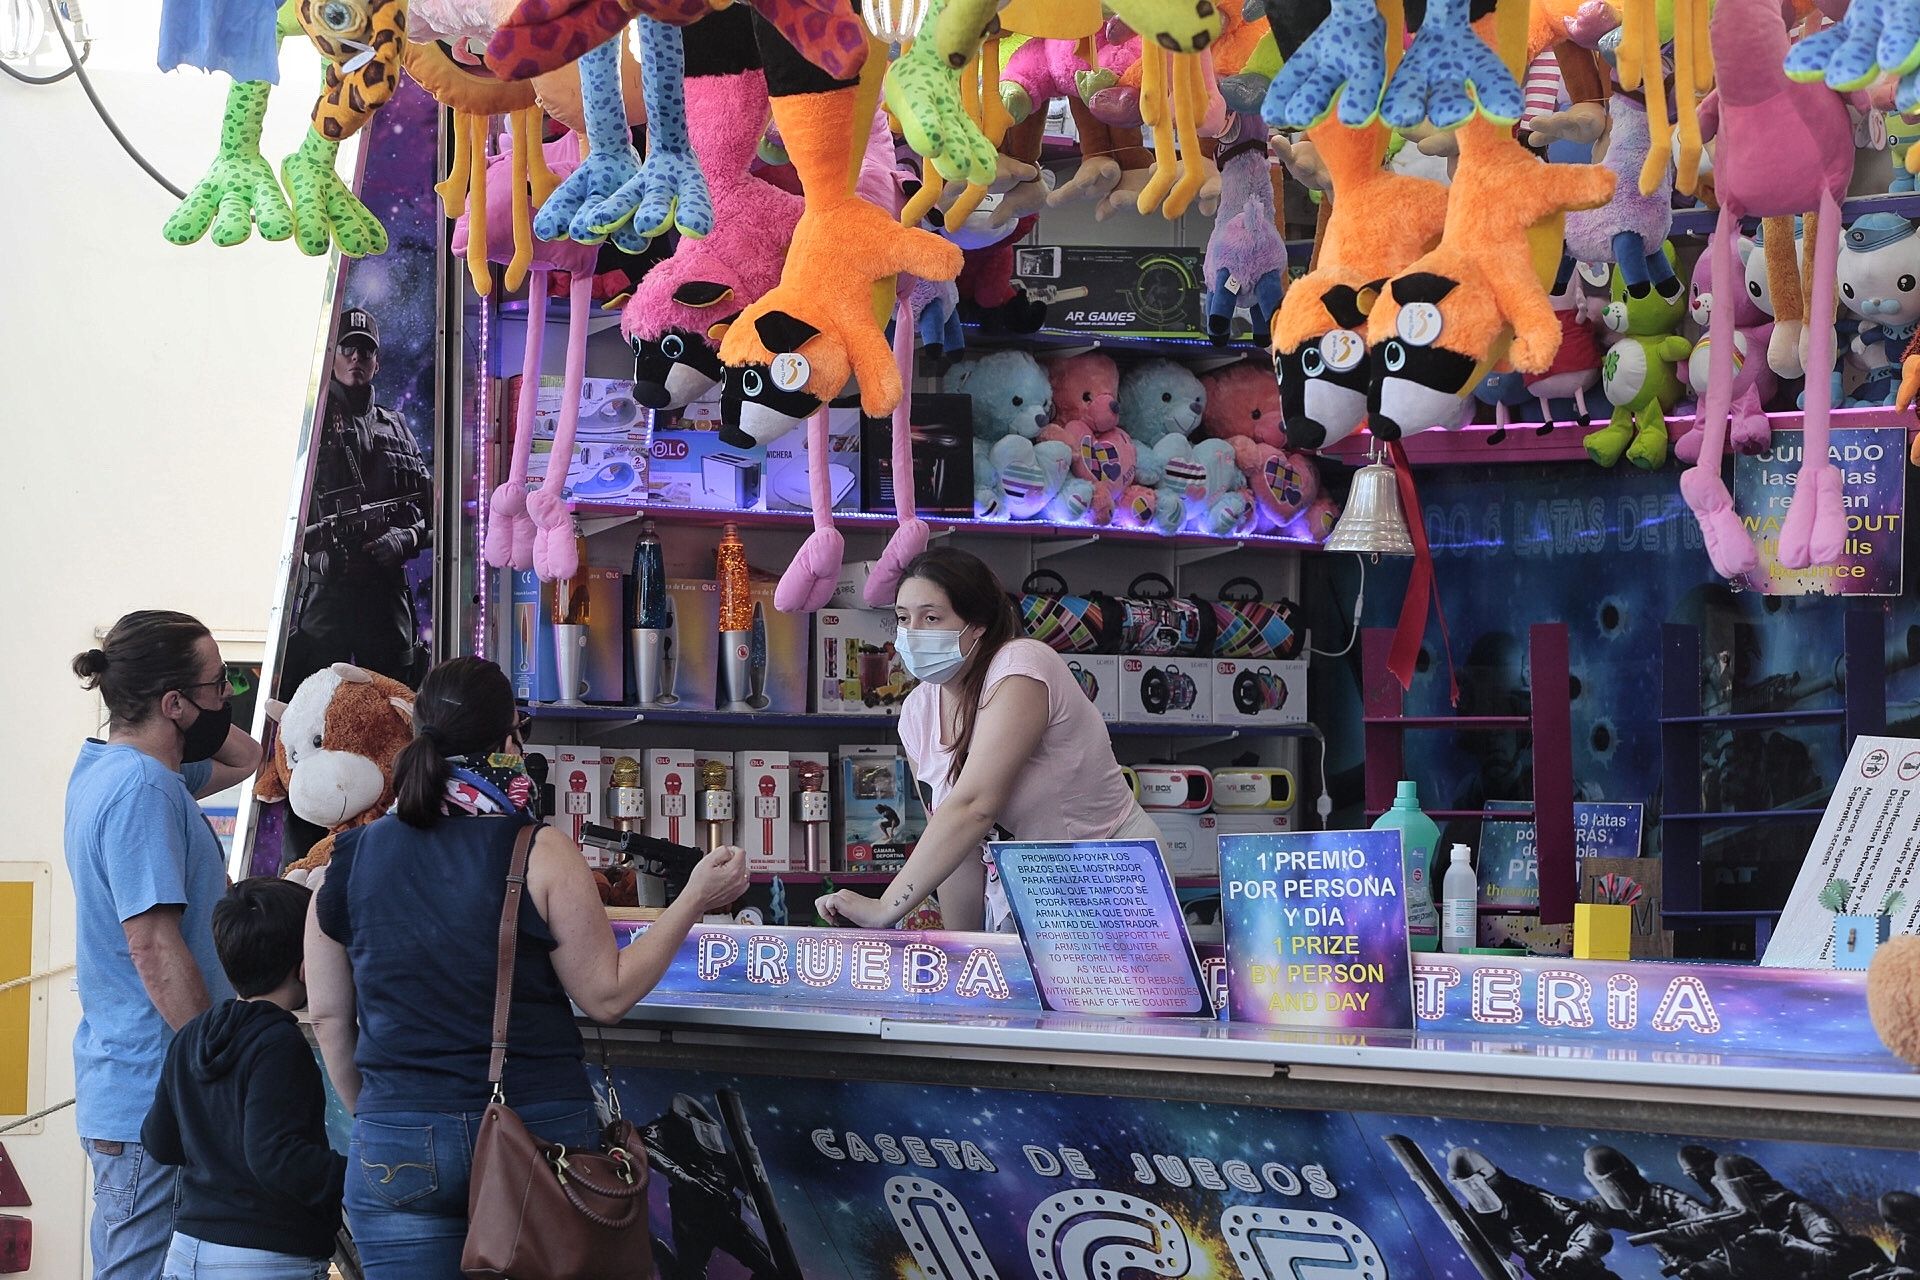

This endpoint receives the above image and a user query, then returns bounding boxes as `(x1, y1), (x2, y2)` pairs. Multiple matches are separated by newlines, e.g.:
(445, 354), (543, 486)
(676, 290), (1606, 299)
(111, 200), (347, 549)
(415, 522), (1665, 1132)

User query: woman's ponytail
(393, 732), (452, 829)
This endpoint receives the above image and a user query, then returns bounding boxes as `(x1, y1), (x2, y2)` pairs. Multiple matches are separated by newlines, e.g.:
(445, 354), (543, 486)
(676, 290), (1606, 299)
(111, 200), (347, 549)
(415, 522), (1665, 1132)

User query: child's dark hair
(393, 657), (518, 828)
(72, 611), (212, 726)
(213, 878), (312, 998)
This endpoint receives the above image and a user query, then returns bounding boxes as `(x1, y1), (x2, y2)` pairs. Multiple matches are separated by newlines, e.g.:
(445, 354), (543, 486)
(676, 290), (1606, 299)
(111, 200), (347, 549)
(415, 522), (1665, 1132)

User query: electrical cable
(12, 0), (186, 198)
(0, 0), (80, 82)
(1311, 554), (1366, 659)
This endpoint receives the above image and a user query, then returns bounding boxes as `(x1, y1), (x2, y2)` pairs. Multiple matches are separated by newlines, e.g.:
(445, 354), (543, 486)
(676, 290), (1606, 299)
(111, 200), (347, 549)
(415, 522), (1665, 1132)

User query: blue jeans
(83, 1137), (180, 1280)
(161, 1235), (329, 1279)
(344, 1099), (600, 1280)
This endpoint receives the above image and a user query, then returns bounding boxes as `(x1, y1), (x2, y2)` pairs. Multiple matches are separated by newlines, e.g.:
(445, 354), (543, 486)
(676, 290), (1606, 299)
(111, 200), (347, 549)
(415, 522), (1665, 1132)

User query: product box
(747, 579), (810, 713)
(555, 747), (607, 851)
(582, 567), (628, 705)
(735, 750), (793, 871)
(765, 401), (862, 513)
(1211, 658), (1307, 725)
(1063, 654), (1121, 723)
(1012, 244), (1208, 338)
(508, 570), (557, 704)
(838, 747), (925, 870)
(647, 426), (767, 511)
(1201, 813), (1295, 878)
(524, 374), (649, 504)
(645, 748), (698, 848)
(790, 750), (832, 868)
(520, 743), (561, 823)
(826, 560), (885, 611)
(861, 392), (975, 516)
(1150, 811), (1209, 877)
(693, 751), (736, 847)
(813, 609), (917, 715)
(1118, 656), (1214, 724)
(655, 580), (720, 710)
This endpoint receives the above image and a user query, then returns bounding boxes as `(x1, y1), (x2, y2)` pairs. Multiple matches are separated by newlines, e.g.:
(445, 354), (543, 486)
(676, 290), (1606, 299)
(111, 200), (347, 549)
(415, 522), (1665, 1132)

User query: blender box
(1211, 658), (1307, 725)
(1118, 656), (1213, 724)
(734, 750), (793, 871)
(837, 747), (925, 871)
(582, 567), (629, 705)
(508, 570), (557, 704)
(645, 749), (698, 848)
(555, 748), (608, 851)
(1063, 654), (1121, 723)
(765, 402), (862, 514)
(813, 609), (917, 715)
(860, 391), (974, 516)
(654, 579), (720, 711)
(647, 426), (767, 512)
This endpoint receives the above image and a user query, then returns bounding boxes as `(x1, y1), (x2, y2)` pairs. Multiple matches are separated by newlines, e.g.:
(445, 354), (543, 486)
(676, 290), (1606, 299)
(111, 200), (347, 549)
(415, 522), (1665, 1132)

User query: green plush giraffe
(1588, 247), (1692, 470)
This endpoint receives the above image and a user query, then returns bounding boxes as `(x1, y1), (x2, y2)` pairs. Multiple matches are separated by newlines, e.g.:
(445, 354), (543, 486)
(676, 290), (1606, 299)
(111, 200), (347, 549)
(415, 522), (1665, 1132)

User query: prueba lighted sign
(616, 922), (1042, 1010)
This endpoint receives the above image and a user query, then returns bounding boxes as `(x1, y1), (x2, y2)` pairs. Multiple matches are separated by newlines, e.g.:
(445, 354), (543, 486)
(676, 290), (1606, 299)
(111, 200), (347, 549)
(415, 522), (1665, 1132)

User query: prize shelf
(569, 501), (1324, 552)
(521, 702), (1320, 742)
(743, 870), (1222, 888)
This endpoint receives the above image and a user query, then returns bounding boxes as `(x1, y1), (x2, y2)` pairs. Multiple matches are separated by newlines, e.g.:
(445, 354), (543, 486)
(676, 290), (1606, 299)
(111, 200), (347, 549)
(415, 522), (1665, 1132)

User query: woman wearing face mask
(66, 612), (263, 1278)
(815, 549), (1157, 932)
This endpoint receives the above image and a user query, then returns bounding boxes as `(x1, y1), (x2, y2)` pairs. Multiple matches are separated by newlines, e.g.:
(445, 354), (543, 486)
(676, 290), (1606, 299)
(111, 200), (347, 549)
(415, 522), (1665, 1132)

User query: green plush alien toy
(1587, 244), (1693, 469)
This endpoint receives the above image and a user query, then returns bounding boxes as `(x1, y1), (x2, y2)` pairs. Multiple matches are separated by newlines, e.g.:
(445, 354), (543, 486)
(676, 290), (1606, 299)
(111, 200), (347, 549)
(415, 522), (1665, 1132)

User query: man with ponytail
(65, 611), (264, 1278)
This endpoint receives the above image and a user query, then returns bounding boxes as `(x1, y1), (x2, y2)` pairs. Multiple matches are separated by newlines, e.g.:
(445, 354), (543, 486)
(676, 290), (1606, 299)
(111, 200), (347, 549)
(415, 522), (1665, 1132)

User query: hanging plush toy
(1587, 246), (1691, 468)
(1675, 239), (1776, 461)
(1835, 212), (1920, 405)
(1522, 272), (1604, 431)
(623, 6), (803, 412)
(1562, 92), (1682, 304)
(1681, 0), (1854, 579)
(487, 0), (869, 81)
(1202, 113), (1289, 346)
(1365, 114), (1615, 439)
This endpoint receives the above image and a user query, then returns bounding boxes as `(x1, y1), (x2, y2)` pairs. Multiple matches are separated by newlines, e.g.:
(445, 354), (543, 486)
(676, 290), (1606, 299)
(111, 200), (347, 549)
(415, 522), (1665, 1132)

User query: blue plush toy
(945, 351), (1089, 520)
(944, 350), (1054, 442)
(1119, 359), (1207, 448)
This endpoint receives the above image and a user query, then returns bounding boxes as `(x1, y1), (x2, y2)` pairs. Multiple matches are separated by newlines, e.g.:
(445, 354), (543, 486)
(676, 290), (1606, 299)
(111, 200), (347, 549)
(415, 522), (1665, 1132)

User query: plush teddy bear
(256, 663), (415, 888)
(1199, 362), (1284, 450)
(1303, 493), (1342, 542)
(944, 350), (1053, 444)
(1588, 247), (1692, 470)
(1181, 438), (1256, 535)
(1676, 239), (1777, 461)
(1242, 442), (1321, 532)
(976, 435), (1088, 522)
(1037, 353), (1130, 523)
(1120, 359), (1207, 448)
(1869, 935), (1920, 1065)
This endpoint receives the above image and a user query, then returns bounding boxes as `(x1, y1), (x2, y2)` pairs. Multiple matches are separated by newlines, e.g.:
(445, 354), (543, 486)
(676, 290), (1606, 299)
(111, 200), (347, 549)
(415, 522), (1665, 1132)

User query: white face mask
(896, 626), (976, 684)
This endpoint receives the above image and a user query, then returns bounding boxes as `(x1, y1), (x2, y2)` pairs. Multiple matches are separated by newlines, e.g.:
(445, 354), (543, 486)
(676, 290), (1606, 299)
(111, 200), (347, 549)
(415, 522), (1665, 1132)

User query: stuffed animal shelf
(1038, 353), (1132, 525)
(257, 663), (415, 888)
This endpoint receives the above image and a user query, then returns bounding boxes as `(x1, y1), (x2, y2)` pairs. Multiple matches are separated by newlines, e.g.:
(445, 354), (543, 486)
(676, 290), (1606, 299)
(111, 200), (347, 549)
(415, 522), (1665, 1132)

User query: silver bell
(1324, 455), (1415, 556)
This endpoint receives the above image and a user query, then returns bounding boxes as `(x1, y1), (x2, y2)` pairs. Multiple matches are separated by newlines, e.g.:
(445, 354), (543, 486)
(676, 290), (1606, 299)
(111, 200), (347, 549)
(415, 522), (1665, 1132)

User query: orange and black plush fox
(717, 14), (964, 448)
(1270, 120), (1448, 450)
(1364, 114), (1614, 439)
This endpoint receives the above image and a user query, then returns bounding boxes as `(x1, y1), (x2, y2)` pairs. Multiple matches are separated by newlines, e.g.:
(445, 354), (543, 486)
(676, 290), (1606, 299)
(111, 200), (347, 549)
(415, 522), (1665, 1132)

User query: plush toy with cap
(257, 663), (415, 888)
(1835, 212), (1920, 405)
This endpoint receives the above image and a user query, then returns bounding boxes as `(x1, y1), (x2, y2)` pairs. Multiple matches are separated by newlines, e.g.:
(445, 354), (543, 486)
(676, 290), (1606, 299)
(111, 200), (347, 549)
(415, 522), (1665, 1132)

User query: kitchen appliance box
(813, 608), (918, 715)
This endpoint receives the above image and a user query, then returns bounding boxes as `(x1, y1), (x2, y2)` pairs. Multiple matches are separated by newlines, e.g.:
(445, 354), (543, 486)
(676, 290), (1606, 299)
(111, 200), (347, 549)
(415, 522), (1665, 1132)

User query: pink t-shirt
(899, 639), (1137, 841)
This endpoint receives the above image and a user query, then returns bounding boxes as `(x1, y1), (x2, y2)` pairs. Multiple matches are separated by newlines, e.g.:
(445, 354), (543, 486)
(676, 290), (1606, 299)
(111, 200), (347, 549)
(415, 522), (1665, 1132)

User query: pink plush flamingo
(454, 130), (599, 577)
(1680, 0), (1853, 578)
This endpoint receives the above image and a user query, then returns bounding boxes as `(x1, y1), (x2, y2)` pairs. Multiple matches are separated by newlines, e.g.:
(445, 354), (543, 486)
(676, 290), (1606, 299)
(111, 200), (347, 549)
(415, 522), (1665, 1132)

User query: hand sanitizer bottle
(1441, 844), (1478, 954)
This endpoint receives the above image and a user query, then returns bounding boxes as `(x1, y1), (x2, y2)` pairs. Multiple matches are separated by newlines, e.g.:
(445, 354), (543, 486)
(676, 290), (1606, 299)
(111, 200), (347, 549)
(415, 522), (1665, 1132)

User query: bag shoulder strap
(488, 820), (542, 1094)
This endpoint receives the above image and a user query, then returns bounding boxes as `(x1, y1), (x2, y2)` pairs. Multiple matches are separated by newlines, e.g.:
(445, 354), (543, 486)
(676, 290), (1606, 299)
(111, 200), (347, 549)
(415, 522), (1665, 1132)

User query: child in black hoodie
(143, 877), (346, 1279)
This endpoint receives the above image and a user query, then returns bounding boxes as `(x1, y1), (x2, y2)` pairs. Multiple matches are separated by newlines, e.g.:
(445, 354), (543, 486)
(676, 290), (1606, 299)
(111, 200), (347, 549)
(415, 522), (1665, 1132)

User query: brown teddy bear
(1869, 935), (1920, 1065)
(255, 662), (414, 887)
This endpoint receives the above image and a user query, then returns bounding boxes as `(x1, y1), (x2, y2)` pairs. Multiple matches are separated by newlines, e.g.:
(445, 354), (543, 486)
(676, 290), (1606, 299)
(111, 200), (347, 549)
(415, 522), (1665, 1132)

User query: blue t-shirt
(64, 742), (230, 1142)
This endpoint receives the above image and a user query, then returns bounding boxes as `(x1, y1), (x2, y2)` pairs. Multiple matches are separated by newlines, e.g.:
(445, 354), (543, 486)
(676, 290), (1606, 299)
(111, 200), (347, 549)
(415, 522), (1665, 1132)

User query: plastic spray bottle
(1373, 781), (1441, 951)
(1441, 844), (1478, 954)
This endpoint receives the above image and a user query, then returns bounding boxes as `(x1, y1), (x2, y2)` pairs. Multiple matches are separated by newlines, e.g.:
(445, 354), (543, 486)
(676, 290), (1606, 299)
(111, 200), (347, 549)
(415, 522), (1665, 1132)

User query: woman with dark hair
(816, 548), (1156, 931)
(66, 610), (264, 1278)
(303, 656), (748, 1278)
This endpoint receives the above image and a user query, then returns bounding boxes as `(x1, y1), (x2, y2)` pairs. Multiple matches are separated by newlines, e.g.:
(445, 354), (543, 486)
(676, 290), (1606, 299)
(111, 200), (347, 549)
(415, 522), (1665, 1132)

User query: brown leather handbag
(461, 823), (654, 1280)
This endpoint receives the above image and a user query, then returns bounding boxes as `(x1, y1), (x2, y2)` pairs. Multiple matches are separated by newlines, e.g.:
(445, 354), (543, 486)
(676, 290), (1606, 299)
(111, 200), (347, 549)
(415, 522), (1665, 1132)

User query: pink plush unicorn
(455, 131), (599, 579)
(621, 35), (802, 413)
(1675, 240), (1775, 461)
(1680, 0), (1853, 577)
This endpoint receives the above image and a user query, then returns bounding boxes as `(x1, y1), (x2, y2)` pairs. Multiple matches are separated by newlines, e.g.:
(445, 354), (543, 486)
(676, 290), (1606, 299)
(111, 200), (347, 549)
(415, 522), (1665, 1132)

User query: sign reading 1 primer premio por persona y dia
(1220, 831), (1414, 1030)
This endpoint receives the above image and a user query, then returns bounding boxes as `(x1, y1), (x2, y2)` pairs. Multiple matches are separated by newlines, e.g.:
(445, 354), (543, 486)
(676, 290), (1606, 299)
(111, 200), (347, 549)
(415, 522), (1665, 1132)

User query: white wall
(0, 1), (335, 1270)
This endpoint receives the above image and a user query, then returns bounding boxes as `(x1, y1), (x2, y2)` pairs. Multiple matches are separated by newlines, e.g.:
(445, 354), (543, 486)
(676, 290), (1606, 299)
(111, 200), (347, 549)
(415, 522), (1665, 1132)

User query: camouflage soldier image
(1709, 1154), (1893, 1279)
(642, 1095), (781, 1280)
(1448, 1147), (1623, 1279)
(1580, 1146), (1743, 1279)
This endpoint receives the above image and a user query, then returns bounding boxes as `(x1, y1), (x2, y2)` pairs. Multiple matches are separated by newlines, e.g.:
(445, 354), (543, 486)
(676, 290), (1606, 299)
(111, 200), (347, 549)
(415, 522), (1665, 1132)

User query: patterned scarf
(443, 754), (534, 817)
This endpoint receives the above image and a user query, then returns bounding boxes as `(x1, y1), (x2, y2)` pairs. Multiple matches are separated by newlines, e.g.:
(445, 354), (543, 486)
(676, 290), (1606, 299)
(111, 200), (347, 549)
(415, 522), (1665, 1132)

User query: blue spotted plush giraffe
(534, 37), (651, 252)
(1787, 0), (1920, 93)
(584, 17), (713, 243)
(1379, 0), (1523, 131)
(1261, 0), (1388, 129)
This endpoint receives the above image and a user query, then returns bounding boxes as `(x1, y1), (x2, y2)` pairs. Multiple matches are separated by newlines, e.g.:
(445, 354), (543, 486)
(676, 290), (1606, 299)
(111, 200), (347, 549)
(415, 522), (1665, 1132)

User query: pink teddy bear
(1039, 353), (1135, 524)
(1200, 363), (1319, 533)
(1675, 240), (1776, 461)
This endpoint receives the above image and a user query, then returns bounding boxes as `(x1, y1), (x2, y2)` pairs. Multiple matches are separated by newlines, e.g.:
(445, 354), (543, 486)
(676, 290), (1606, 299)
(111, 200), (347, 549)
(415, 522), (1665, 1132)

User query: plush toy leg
(529, 272), (595, 581)
(1625, 395), (1669, 469)
(1137, 51), (1178, 215)
(1668, 0), (1703, 197)
(945, 54), (993, 225)
(1488, 400), (1511, 445)
(505, 112), (536, 293)
(1631, 0), (1673, 199)
(1585, 407), (1635, 466)
(1764, 216), (1808, 378)
(1612, 232), (1652, 295)
(865, 301), (932, 606)
(1163, 54), (1209, 219)
(465, 114), (492, 297)
(901, 158), (943, 227)
(1777, 187), (1848, 569)
(775, 406), (848, 613)
(1249, 271), (1284, 347)
(436, 107), (473, 218)
(486, 272), (550, 571)
(1679, 210), (1760, 578)
(526, 108), (561, 206)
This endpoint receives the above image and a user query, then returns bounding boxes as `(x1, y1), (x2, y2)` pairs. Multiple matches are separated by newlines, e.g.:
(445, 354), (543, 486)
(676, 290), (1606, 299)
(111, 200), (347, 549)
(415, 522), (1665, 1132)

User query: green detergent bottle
(1374, 780), (1442, 952)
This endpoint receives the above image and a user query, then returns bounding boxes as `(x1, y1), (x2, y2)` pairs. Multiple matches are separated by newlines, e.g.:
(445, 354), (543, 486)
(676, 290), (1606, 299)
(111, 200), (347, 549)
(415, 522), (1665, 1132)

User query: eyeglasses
(181, 675), (236, 700)
(512, 713), (534, 742)
(335, 343), (377, 360)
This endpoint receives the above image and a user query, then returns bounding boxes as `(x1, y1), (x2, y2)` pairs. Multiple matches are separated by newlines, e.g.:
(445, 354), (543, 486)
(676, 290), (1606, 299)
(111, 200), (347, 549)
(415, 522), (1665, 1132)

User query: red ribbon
(1385, 440), (1459, 706)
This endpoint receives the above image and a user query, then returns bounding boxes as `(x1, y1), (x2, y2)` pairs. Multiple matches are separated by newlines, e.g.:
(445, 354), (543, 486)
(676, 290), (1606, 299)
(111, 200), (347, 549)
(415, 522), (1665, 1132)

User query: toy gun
(1628, 1207), (1750, 1251)
(580, 823), (706, 895)
(308, 492), (420, 552)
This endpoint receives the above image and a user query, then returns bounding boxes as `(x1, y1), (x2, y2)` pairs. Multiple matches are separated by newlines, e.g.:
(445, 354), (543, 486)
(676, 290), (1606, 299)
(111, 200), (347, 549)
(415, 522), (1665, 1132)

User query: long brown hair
(899, 548), (1018, 784)
(393, 657), (518, 827)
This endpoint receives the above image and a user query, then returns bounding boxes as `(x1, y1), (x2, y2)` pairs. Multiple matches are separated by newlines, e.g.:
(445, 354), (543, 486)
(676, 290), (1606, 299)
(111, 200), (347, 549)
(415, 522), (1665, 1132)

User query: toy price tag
(770, 352), (811, 391)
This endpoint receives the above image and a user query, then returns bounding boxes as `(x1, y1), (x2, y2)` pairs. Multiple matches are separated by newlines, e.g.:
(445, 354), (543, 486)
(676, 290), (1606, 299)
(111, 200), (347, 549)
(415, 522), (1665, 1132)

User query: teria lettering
(1651, 976), (1721, 1034)
(747, 933), (789, 985)
(1538, 971), (1594, 1029)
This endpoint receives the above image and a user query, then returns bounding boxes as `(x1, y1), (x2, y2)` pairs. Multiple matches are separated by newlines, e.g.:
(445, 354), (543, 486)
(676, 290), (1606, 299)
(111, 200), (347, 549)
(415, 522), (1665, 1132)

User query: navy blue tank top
(316, 813), (587, 1114)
